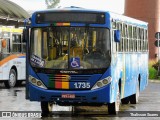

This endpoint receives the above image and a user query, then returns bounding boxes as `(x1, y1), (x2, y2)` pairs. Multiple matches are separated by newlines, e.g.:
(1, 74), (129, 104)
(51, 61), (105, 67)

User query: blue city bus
(25, 7), (148, 115)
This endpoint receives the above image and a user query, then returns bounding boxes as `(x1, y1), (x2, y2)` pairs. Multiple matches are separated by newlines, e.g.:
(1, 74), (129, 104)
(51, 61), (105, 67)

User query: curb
(149, 79), (160, 83)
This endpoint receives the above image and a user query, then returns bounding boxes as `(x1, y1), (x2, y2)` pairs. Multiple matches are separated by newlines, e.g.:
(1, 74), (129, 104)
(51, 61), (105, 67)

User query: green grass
(149, 60), (158, 79)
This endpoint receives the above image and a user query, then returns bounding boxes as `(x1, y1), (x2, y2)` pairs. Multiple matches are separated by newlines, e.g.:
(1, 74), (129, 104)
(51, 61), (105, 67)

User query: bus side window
(112, 22), (116, 53)
(128, 25), (133, 52)
(145, 29), (148, 51)
(137, 28), (140, 52)
(124, 24), (128, 52)
(141, 29), (145, 51)
(116, 22), (120, 52)
(118, 23), (123, 52)
(133, 27), (137, 52)
(134, 28), (137, 52)
(12, 34), (21, 53)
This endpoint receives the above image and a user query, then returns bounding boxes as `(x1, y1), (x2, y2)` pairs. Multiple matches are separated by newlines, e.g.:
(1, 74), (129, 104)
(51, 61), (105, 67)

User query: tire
(4, 69), (17, 88)
(16, 81), (23, 86)
(121, 97), (130, 104)
(129, 82), (140, 104)
(71, 106), (81, 114)
(41, 101), (53, 117)
(108, 87), (121, 115)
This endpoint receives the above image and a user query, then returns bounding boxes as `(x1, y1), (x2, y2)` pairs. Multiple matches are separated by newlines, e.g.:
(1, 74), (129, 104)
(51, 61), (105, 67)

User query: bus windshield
(30, 27), (110, 70)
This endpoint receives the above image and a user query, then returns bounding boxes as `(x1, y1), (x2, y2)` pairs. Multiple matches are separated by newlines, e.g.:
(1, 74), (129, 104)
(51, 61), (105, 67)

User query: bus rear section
(26, 8), (148, 115)
(0, 27), (26, 88)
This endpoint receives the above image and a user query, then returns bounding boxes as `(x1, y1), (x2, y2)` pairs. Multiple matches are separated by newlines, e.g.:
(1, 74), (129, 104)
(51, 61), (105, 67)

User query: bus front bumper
(28, 83), (111, 104)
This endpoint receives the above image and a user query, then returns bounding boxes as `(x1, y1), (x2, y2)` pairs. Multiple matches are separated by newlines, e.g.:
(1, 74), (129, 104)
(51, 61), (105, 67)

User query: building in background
(124, 0), (160, 60)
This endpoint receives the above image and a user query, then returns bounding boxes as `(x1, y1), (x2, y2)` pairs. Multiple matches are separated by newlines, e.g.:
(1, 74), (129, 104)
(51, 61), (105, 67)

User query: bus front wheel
(4, 69), (17, 88)
(41, 101), (53, 117)
(108, 87), (120, 115)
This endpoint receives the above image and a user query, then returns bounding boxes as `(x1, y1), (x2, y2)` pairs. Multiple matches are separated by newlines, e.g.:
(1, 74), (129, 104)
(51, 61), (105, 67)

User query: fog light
(37, 81), (42, 86)
(31, 78), (36, 83)
(97, 82), (102, 87)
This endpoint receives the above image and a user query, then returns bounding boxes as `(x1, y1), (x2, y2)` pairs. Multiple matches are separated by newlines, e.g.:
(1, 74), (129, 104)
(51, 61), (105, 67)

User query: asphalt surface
(0, 80), (159, 120)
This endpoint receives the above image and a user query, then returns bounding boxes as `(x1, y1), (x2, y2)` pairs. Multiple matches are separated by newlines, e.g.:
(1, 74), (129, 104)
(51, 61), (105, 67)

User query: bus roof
(109, 12), (148, 28)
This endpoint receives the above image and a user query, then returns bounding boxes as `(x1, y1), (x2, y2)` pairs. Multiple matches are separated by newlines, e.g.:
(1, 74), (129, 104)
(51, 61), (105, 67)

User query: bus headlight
(29, 75), (47, 89)
(97, 82), (103, 87)
(31, 78), (36, 83)
(91, 76), (112, 90)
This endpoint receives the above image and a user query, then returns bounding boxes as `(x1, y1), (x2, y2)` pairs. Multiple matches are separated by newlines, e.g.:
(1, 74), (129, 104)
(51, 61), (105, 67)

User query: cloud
(9, 0), (46, 11)
(9, 0), (124, 14)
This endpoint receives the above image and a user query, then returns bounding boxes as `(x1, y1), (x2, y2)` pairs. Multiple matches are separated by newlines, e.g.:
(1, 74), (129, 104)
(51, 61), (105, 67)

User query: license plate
(61, 94), (75, 99)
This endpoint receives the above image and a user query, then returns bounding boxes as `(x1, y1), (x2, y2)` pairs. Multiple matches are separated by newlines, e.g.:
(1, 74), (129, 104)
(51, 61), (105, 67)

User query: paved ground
(0, 80), (160, 120)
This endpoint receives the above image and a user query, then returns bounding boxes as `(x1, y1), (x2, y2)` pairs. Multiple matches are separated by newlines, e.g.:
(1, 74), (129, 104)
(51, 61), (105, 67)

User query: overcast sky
(9, 0), (125, 14)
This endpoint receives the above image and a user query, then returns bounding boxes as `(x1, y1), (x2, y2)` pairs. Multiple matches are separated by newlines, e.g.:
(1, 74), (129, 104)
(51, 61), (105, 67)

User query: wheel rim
(9, 72), (16, 87)
(48, 103), (53, 112)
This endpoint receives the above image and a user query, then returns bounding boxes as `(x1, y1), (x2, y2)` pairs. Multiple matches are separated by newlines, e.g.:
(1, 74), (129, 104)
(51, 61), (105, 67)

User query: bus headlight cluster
(91, 76), (112, 90)
(29, 75), (47, 89)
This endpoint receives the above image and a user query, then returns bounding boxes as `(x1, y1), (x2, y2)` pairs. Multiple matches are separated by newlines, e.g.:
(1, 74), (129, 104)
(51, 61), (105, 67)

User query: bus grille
(47, 74), (92, 90)
(48, 74), (92, 82)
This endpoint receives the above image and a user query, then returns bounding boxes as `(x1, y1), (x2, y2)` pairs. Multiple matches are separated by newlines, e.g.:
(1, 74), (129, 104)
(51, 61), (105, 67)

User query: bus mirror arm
(114, 30), (121, 42)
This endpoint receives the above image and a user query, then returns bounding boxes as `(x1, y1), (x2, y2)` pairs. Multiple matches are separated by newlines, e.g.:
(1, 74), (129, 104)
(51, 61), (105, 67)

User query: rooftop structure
(0, 0), (30, 27)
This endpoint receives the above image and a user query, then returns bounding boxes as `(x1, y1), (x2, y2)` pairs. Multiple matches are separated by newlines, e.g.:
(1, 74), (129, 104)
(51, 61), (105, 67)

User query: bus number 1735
(74, 82), (90, 89)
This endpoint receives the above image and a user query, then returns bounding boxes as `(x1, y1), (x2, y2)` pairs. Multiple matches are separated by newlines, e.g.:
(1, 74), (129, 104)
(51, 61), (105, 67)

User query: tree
(45, 0), (60, 9)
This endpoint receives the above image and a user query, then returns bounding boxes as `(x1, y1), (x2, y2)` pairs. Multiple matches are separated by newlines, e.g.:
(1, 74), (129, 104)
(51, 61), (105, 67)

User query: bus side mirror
(114, 30), (121, 42)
